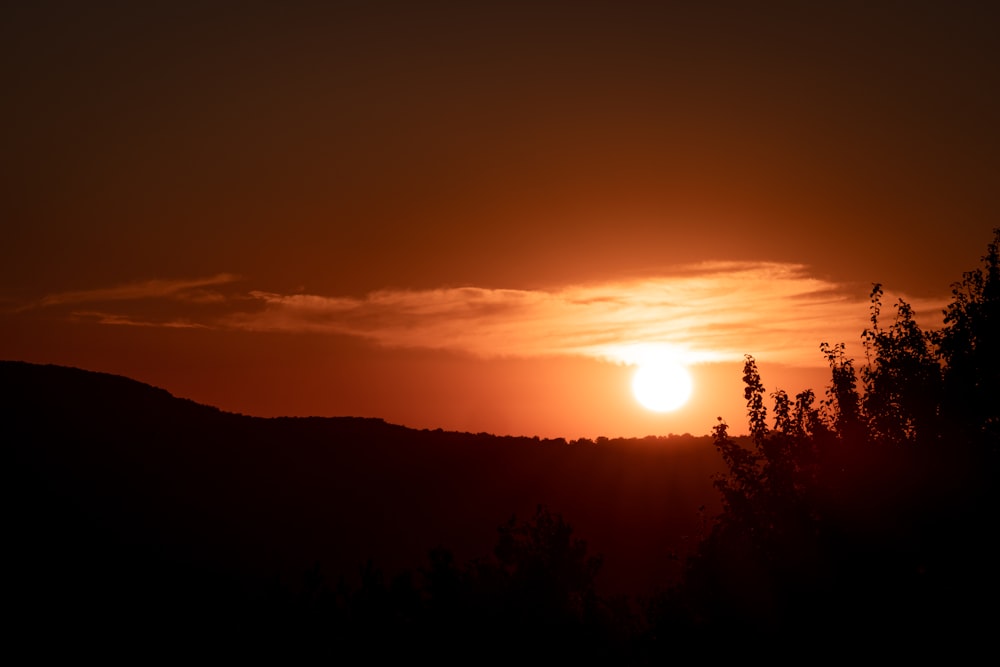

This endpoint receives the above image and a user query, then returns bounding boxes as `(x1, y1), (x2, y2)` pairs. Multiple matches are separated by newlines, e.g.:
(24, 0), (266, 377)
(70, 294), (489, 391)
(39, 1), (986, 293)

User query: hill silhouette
(4, 360), (722, 658)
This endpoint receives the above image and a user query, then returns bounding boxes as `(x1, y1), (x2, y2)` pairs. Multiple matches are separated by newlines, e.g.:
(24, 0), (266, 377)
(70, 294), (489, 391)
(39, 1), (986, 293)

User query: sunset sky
(3, 1), (997, 437)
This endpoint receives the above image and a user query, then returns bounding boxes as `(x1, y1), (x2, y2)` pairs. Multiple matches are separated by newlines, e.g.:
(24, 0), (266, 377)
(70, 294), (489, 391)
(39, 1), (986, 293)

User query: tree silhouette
(937, 227), (1000, 452)
(820, 340), (863, 440)
(649, 229), (1000, 649)
(861, 283), (942, 445)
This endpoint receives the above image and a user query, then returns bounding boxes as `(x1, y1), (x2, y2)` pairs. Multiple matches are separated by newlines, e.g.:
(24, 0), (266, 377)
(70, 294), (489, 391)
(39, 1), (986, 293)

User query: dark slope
(3, 360), (723, 656)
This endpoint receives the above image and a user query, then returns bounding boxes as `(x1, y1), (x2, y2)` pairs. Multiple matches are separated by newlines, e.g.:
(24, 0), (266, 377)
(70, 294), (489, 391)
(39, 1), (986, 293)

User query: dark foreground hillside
(3, 360), (722, 660)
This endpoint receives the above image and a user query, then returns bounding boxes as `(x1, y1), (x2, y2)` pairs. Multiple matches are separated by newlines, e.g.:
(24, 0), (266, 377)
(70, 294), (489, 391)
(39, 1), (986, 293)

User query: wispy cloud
(70, 311), (210, 329)
(222, 263), (948, 367)
(22, 264), (947, 367)
(29, 274), (239, 309)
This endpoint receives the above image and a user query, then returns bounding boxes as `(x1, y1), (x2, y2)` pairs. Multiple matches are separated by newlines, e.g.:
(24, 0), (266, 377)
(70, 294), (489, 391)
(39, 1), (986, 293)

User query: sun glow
(631, 357), (693, 413)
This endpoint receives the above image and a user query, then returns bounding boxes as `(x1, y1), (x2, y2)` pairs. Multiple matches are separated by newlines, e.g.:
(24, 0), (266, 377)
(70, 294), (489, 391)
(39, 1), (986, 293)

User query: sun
(632, 359), (693, 412)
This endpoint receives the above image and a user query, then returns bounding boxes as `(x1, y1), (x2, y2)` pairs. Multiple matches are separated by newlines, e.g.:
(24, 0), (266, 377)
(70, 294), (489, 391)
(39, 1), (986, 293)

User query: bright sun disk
(632, 360), (693, 412)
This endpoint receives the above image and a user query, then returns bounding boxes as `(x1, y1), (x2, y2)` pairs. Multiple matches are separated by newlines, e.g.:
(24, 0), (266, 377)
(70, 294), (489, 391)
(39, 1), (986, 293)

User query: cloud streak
(223, 263), (948, 367)
(70, 311), (211, 329)
(23, 264), (947, 368)
(30, 274), (239, 309)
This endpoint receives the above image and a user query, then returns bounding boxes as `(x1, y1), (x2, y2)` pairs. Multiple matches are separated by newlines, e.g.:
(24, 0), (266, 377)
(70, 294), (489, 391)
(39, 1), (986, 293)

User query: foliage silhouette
(861, 283), (943, 445)
(647, 228), (1000, 653)
(820, 340), (863, 440)
(937, 228), (1000, 452)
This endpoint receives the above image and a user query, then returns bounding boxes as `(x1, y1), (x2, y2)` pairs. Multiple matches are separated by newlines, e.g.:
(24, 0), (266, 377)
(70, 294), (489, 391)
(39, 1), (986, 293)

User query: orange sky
(2, 2), (998, 437)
